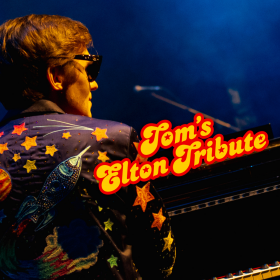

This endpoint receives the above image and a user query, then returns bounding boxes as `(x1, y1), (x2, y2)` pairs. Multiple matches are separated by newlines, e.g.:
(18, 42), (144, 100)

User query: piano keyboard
(213, 262), (280, 279)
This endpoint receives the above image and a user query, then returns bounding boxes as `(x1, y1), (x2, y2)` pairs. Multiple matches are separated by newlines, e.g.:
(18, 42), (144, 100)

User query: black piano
(152, 125), (280, 279)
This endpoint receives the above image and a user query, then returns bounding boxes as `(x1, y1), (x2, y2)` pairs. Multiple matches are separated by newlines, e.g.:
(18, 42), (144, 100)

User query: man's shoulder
(0, 113), (137, 195)
(0, 113), (133, 140)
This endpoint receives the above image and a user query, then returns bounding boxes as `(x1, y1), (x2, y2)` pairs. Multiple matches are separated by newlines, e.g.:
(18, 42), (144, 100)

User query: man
(0, 14), (175, 279)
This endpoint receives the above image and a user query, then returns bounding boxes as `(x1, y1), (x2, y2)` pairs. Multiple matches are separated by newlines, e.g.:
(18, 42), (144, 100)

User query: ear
(47, 66), (64, 91)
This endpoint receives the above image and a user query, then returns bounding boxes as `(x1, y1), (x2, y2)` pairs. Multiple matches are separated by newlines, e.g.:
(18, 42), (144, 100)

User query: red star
(165, 134), (171, 140)
(143, 167), (149, 173)
(0, 132), (4, 138)
(259, 135), (263, 141)
(12, 123), (28, 136)
(218, 147), (224, 153)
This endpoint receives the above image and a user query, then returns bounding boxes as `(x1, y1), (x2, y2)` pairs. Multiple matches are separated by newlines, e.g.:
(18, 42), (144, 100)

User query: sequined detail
(133, 182), (155, 212)
(161, 266), (173, 277)
(0, 218), (103, 280)
(16, 146), (90, 231)
(151, 208), (166, 231)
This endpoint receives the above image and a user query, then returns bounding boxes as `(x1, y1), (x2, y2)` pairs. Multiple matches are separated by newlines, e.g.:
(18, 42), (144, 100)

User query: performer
(0, 14), (176, 279)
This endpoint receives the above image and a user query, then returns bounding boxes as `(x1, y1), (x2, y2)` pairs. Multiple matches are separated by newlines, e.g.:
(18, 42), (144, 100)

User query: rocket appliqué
(15, 146), (90, 231)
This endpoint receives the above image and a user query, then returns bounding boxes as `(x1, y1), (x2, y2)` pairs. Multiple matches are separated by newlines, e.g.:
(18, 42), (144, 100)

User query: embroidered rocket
(15, 146), (90, 232)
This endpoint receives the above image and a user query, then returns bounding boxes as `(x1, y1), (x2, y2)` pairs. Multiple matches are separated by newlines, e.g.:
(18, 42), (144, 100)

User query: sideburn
(60, 61), (79, 88)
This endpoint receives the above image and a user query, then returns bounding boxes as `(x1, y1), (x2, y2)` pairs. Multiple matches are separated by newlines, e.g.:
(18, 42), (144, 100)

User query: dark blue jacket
(0, 100), (176, 280)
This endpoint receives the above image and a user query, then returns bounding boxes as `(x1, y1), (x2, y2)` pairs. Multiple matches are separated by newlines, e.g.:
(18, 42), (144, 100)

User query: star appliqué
(23, 160), (37, 173)
(21, 136), (37, 150)
(151, 208), (166, 231)
(0, 143), (8, 154)
(107, 255), (118, 268)
(12, 153), (21, 162)
(91, 127), (108, 141)
(98, 151), (110, 162)
(162, 230), (174, 252)
(12, 123), (28, 136)
(133, 181), (155, 212)
(62, 132), (72, 139)
(45, 145), (58, 156)
(104, 218), (114, 231)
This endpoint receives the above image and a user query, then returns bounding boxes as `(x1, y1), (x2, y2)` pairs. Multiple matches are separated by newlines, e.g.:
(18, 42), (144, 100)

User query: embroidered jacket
(0, 100), (176, 280)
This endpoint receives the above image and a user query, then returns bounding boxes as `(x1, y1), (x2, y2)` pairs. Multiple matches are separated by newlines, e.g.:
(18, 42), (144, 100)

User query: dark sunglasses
(74, 54), (102, 82)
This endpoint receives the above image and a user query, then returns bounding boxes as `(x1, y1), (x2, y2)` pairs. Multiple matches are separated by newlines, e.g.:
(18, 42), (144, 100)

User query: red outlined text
(94, 114), (269, 194)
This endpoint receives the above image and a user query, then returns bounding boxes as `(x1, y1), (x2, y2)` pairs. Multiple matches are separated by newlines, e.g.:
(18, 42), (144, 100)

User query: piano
(152, 125), (280, 279)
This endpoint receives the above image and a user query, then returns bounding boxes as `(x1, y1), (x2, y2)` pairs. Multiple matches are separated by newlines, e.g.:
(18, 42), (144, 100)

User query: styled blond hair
(0, 14), (93, 109)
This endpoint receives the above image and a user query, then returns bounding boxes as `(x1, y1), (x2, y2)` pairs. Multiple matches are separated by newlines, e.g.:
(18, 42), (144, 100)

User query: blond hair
(0, 14), (93, 109)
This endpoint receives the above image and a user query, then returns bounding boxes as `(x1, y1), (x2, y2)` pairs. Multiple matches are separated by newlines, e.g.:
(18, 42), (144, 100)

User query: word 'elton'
(94, 114), (269, 194)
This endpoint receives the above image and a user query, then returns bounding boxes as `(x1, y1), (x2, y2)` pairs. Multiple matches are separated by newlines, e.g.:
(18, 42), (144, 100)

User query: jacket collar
(0, 99), (65, 127)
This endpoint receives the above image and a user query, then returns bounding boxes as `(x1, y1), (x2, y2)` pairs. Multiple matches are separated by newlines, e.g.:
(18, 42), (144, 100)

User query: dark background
(1, 1), (280, 279)
(1, 0), (280, 137)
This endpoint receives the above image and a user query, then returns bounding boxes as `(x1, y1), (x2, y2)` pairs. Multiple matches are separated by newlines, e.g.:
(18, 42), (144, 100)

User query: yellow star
(62, 132), (71, 139)
(45, 145), (58, 157)
(104, 219), (114, 231)
(23, 160), (37, 173)
(133, 142), (149, 163)
(151, 208), (166, 231)
(12, 153), (21, 162)
(162, 230), (174, 252)
(133, 182), (155, 212)
(98, 206), (103, 212)
(0, 143), (8, 154)
(97, 151), (110, 162)
(91, 127), (108, 141)
(21, 136), (37, 151)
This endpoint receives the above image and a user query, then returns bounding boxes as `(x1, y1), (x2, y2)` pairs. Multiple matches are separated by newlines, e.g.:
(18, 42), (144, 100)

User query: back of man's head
(0, 14), (93, 109)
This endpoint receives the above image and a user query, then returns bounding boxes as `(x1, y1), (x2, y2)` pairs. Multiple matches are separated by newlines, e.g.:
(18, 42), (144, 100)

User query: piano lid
(152, 125), (279, 215)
